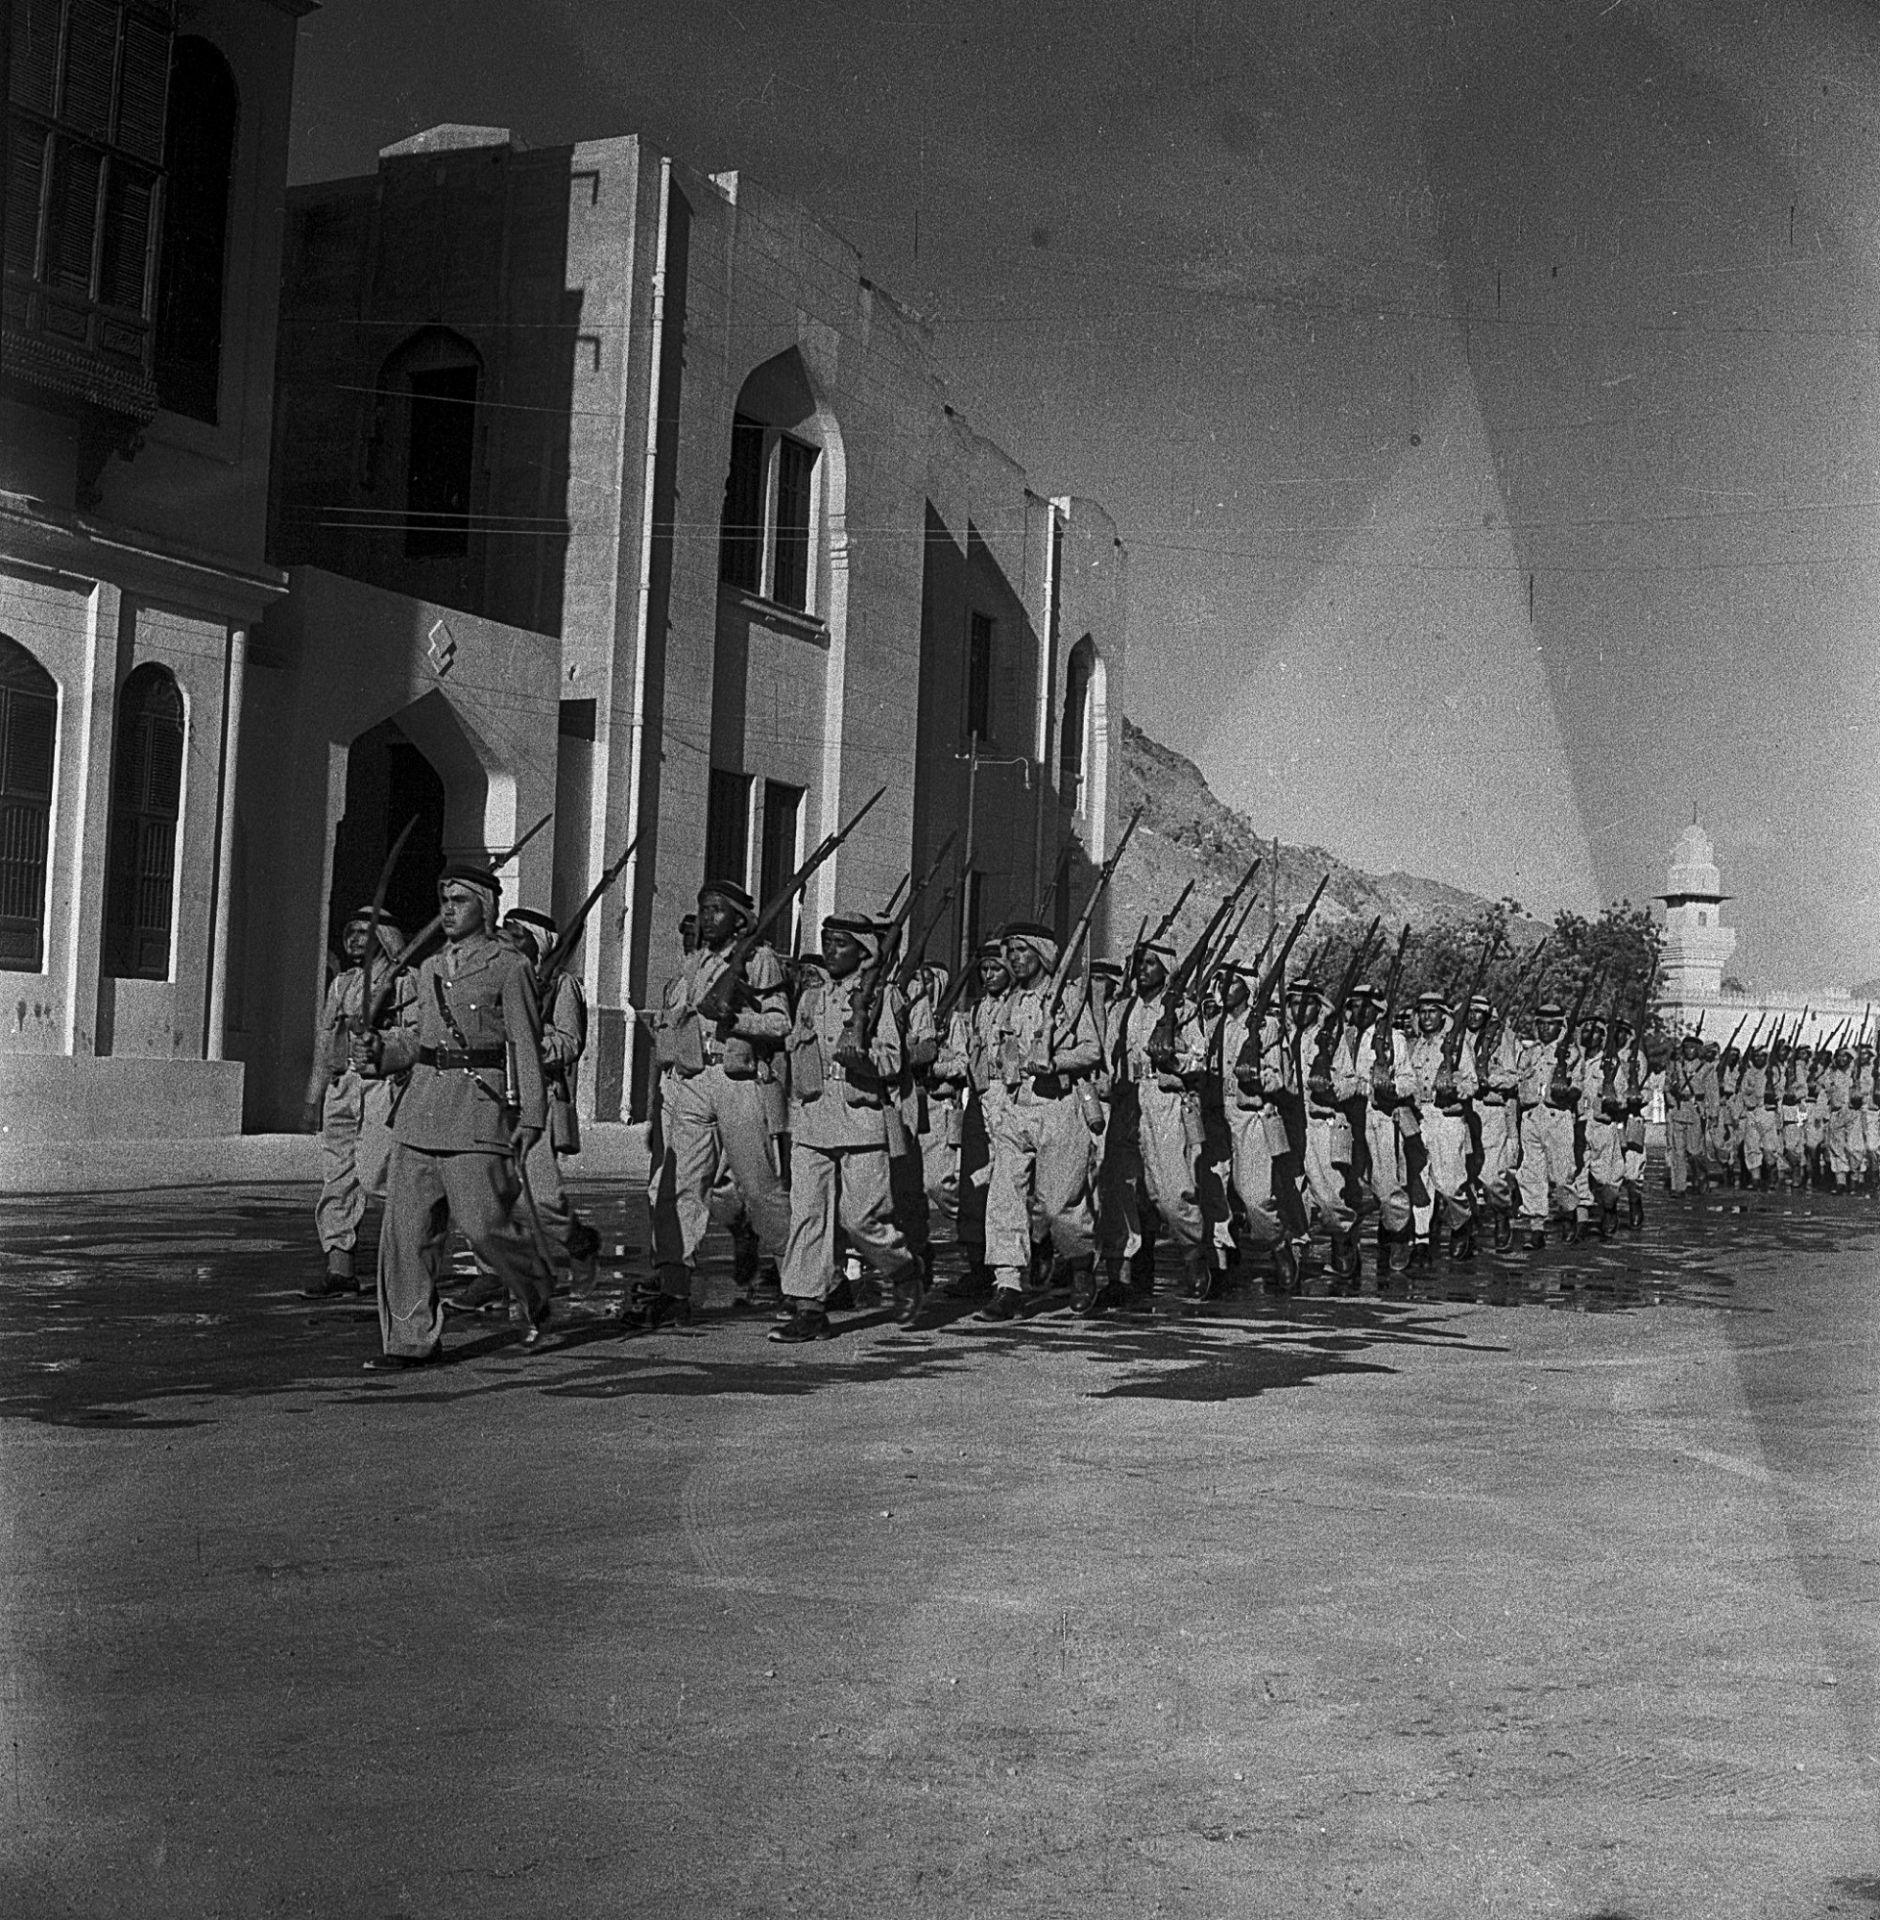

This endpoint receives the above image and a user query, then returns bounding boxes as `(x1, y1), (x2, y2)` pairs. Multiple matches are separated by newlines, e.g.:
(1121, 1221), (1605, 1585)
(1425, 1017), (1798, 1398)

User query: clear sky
(285, 0), (1880, 990)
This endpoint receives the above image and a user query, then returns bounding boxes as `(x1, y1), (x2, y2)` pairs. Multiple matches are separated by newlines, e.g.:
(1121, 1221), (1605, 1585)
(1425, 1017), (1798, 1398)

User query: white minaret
(1657, 821), (1736, 1001)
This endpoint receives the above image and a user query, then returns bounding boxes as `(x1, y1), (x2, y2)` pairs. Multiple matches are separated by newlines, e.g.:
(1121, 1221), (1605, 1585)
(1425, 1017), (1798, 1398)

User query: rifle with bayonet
(1231, 874), (1331, 1087)
(536, 828), (645, 995)
(349, 814), (420, 1044)
(693, 786), (886, 1030)
(1128, 882), (1193, 989)
(1367, 924), (1416, 1107)
(1193, 863), (1264, 1001)
(842, 831), (957, 1054)
(1437, 927), (1501, 1104)
(1548, 962), (1604, 1109)
(364, 810), (554, 1027)
(1304, 917), (1382, 1106)
(1042, 806), (1143, 1040)
(1146, 853), (1262, 1070)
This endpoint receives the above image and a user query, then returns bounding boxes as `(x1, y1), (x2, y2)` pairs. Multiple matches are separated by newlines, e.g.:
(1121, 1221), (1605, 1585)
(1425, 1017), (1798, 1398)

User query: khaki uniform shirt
(377, 934), (546, 1151)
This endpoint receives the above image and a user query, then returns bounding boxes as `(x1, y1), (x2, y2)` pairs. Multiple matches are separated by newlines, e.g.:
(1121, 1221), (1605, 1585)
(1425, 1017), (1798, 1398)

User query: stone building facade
(0, 0), (308, 1143)
(257, 125), (1127, 1127)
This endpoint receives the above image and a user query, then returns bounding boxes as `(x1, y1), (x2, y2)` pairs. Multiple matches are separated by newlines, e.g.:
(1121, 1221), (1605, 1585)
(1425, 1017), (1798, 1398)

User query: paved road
(3, 1180), (1878, 1918)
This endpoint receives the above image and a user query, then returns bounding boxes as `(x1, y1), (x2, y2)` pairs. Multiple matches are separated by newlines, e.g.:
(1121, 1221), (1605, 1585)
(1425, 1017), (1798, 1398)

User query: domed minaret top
(1657, 818), (1736, 1001)
(1663, 822), (1724, 903)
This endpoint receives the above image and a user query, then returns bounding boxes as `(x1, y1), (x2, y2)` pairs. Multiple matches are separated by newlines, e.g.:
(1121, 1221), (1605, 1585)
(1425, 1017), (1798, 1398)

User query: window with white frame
(717, 350), (828, 617)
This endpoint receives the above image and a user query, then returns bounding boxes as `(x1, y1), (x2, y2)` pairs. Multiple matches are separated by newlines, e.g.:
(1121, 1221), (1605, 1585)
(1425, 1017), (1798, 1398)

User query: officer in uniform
(302, 907), (412, 1297)
(638, 879), (793, 1328)
(976, 922), (1102, 1320)
(773, 915), (925, 1343)
(351, 862), (552, 1367)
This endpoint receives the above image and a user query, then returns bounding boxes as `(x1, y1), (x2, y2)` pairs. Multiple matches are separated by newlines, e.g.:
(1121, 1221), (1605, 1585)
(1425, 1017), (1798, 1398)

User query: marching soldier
(1222, 964), (1305, 1287)
(1349, 982), (1415, 1275)
(1464, 993), (1522, 1250)
(301, 907), (412, 1298)
(772, 915), (925, 1343)
(1293, 978), (1361, 1280)
(350, 863), (552, 1368)
(1113, 944), (1211, 1299)
(446, 906), (599, 1311)
(929, 939), (1013, 1296)
(637, 879), (793, 1329)
(1664, 1032), (1709, 1195)
(1404, 990), (1478, 1259)
(1515, 1002), (1590, 1245)
(1737, 1039), (1779, 1189)
(976, 923), (1102, 1320)
(1576, 1015), (1626, 1239)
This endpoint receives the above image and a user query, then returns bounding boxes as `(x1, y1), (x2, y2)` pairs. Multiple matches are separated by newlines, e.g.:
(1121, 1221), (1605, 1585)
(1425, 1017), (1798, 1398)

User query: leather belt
(419, 1045), (506, 1070)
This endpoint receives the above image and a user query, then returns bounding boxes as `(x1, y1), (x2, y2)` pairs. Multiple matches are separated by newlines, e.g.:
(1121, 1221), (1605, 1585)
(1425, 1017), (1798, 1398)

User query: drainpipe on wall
(203, 621), (247, 1061)
(618, 151), (672, 1107)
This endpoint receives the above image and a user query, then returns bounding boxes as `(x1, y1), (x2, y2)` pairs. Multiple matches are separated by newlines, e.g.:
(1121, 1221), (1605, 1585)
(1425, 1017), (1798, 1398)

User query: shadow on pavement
(1, 1180), (1875, 1430)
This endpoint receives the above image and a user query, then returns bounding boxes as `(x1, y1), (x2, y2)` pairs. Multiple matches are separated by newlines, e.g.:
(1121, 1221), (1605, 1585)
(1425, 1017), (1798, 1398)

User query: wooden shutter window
(103, 662), (183, 981)
(0, 638), (59, 974)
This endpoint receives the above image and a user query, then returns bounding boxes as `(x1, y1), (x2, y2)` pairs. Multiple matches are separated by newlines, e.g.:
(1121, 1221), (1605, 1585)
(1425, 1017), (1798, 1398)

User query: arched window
(379, 328), (482, 558)
(154, 36), (238, 422)
(0, 637), (59, 974)
(104, 663), (184, 979)
(717, 351), (827, 615)
(1059, 637), (1095, 809)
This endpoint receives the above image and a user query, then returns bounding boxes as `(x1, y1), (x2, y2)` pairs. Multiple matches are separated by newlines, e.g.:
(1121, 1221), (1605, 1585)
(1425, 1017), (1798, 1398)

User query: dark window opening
(718, 414), (765, 593)
(705, 768), (750, 889)
(1059, 641), (1093, 805)
(154, 36), (238, 422)
(760, 781), (803, 949)
(0, 637), (59, 973)
(103, 661), (183, 980)
(771, 436), (816, 611)
(404, 362), (478, 557)
(967, 612), (994, 741)
(3, 1), (175, 393)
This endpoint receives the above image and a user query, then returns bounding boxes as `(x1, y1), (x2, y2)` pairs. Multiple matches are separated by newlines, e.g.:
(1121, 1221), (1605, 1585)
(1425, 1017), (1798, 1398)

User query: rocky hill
(1108, 717), (1542, 960)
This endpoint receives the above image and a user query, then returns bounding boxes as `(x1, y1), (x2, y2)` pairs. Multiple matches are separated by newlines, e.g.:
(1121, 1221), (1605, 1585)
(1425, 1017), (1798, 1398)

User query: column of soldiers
(1661, 1024), (1879, 1196)
(313, 845), (1876, 1369)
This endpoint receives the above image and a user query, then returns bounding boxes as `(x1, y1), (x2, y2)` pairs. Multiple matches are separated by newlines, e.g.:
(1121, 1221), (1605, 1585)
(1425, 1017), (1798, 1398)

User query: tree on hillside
(1275, 897), (1662, 1031)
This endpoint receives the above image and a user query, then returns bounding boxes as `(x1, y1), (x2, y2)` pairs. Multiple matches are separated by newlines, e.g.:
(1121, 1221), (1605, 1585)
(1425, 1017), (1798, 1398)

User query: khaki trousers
(1225, 1103), (1286, 1249)
(986, 1091), (1094, 1275)
(783, 1141), (915, 1302)
(1517, 1105), (1589, 1222)
(1302, 1110), (1354, 1236)
(648, 1065), (792, 1293)
(378, 1143), (548, 1356)
(315, 1071), (394, 1254)
(1137, 1082), (1204, 1249)
(1665, 1109), (1704, 1192)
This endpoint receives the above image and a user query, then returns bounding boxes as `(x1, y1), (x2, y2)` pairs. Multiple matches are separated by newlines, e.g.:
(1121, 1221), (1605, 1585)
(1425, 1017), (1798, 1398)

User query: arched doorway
(327, 718), (447, 964)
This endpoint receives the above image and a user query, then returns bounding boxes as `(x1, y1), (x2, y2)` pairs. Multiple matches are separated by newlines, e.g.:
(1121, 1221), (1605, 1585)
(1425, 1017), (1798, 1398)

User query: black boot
(974, 1287), (1025, 1323)
(892, 1261), (928, 1327)
(1065, 1256), (1099, 1314)
(768, 1303), (834, 1343)
(615, 1280), (692, 1332)
(1449, 1219), (1477, 1262)
(1491, 1208), (1514, 1254)
(1626, 1188), (1644, 1231)
(1128, 1243), (1157, 1297)
(1327, 1232), (1358, 1285)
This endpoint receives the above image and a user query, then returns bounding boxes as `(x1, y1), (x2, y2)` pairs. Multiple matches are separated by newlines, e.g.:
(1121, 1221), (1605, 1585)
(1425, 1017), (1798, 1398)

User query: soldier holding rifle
(350, 862), (553, 1368)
